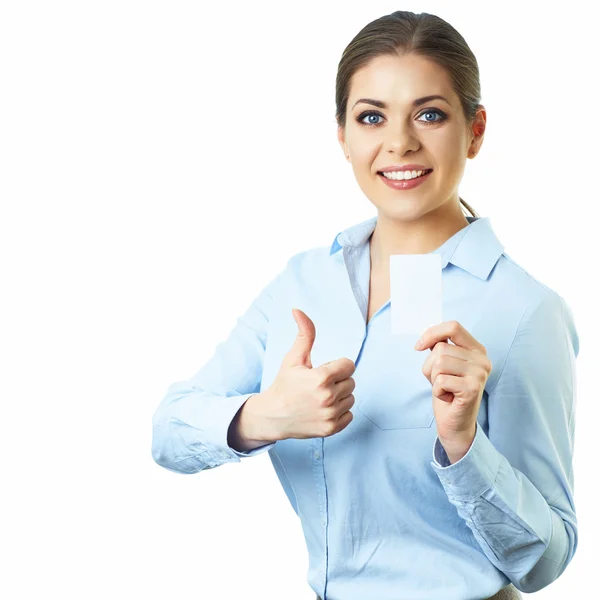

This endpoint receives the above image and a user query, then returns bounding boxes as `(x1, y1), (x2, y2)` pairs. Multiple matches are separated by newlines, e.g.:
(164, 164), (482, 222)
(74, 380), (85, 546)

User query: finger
(318, 358), (356, 383)
(431, 373), (462, 400)
(416, 320), (484, 352)
(426, 344), (491, 377)
(334, 377), (355, 401)
(336, 393), (355, 413)
(430, 355), (472, 384)
(421, 342), (471, 380)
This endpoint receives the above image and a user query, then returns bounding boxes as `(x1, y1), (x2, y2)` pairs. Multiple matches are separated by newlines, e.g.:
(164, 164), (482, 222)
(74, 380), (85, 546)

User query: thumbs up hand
(261, 308), (356, 441)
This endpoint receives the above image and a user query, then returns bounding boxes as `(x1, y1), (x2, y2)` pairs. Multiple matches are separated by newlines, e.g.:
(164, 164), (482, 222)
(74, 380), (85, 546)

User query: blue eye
(356, 108), (447, 127)
(358, 112), (384, 126)
(418, 109), (446, 124)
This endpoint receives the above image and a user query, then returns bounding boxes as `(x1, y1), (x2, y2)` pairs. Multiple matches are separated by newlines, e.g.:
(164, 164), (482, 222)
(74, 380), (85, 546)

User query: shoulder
(282, 244), (334, 282)
(474, 251), (578, 393)
(287, 244), (331, 266)
(491, 251), (571, 321)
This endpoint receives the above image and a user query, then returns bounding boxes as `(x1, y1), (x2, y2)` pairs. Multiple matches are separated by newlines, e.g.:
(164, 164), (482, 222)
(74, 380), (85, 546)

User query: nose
(385, 121), (420, 155)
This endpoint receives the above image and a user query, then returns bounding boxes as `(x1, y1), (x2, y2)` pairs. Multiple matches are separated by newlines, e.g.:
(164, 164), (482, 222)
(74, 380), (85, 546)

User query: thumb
(284, 308), (316, 369)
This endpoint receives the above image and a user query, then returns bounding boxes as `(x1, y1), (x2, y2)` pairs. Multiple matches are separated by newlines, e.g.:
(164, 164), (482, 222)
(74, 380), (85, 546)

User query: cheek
(428, 127), (466, 161)
(431, 137), (457, 159)
(432, 145), (467, 180)
(353, 147), (380, 173)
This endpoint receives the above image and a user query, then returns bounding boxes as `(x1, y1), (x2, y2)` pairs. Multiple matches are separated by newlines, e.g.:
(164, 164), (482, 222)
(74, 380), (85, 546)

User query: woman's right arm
(151, 258), (292, 474)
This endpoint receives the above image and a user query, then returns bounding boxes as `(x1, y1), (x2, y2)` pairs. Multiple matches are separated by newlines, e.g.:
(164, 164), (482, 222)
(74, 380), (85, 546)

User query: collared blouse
(152, 214), (579, 599)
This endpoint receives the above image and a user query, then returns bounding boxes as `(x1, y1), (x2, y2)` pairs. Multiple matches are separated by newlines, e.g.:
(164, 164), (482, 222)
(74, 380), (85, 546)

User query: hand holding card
(389, 253), (492, 463)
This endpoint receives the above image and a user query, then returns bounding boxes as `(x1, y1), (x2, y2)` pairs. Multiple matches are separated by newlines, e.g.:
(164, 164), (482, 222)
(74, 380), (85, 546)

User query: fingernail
(415, 338), (423, 350)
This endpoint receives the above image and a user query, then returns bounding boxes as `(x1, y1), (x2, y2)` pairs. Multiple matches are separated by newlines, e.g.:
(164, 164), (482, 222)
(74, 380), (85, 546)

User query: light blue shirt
(152, 215), (579, 599)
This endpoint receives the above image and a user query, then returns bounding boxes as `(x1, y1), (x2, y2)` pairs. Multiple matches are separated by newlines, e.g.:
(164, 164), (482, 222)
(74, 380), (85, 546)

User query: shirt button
(314, 450), (320, 460)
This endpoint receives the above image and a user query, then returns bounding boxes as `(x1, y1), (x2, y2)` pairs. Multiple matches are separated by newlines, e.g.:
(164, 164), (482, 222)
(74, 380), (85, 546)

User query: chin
(377, 203), (432, 221)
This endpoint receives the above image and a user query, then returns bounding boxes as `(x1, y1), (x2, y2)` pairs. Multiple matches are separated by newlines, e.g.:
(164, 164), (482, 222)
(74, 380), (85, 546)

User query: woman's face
(338, 53), (485, 221)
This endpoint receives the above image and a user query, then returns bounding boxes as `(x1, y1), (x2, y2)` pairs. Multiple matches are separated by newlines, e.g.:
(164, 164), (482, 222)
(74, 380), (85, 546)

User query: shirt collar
(329, 214), (504, 281)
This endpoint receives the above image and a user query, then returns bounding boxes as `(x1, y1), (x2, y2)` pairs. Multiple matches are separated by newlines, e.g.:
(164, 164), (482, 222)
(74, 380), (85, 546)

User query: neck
(369, 203), (471, 270)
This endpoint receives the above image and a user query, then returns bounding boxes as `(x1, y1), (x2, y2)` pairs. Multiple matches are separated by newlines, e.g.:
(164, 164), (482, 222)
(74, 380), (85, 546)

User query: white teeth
(381, 169), (429, 181)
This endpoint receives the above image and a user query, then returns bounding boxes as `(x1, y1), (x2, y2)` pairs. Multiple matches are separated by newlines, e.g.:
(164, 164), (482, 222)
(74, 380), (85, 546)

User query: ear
(468, 106), (487, 158)
(337, 125), (350, 161)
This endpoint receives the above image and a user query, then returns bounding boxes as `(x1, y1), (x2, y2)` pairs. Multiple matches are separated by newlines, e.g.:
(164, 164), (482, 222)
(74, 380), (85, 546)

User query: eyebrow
(351, 95), (451, 110)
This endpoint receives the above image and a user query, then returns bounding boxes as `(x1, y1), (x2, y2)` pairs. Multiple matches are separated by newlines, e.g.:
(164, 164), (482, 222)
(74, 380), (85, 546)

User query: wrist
(443, 446), (470, 465)
(438, 424), (477, 464)
(242, 392), (281, 443)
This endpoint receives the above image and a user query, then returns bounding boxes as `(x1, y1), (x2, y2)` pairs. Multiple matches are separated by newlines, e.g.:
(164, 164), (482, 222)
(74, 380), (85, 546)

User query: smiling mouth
(377, 169), (433, 180)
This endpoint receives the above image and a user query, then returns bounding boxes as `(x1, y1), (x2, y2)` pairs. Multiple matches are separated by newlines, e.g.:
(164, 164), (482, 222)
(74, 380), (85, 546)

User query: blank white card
(390, 253), (442, 336)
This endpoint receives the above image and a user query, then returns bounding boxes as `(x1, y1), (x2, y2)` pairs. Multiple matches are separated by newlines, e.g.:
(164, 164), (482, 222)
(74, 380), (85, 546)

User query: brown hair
(335, 10), (481, 218)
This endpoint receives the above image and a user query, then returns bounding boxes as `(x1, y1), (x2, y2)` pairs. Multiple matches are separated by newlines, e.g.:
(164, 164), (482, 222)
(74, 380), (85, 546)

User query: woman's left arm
(419, 292), (579, 594)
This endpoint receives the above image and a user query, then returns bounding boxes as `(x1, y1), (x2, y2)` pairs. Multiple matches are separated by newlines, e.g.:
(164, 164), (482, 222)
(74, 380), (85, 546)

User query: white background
(1, 1), (596, 598)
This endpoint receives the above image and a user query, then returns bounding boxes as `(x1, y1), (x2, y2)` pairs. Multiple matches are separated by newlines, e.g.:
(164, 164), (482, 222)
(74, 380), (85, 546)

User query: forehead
(349, 54), (455, 108)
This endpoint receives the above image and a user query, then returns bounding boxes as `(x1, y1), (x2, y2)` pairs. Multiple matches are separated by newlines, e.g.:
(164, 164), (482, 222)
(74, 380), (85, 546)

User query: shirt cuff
(430, 422), (502, 501)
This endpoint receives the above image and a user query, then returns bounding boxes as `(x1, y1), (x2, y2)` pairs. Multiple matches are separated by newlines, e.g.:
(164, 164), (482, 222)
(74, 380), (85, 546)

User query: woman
(151, 10), (578, 600)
